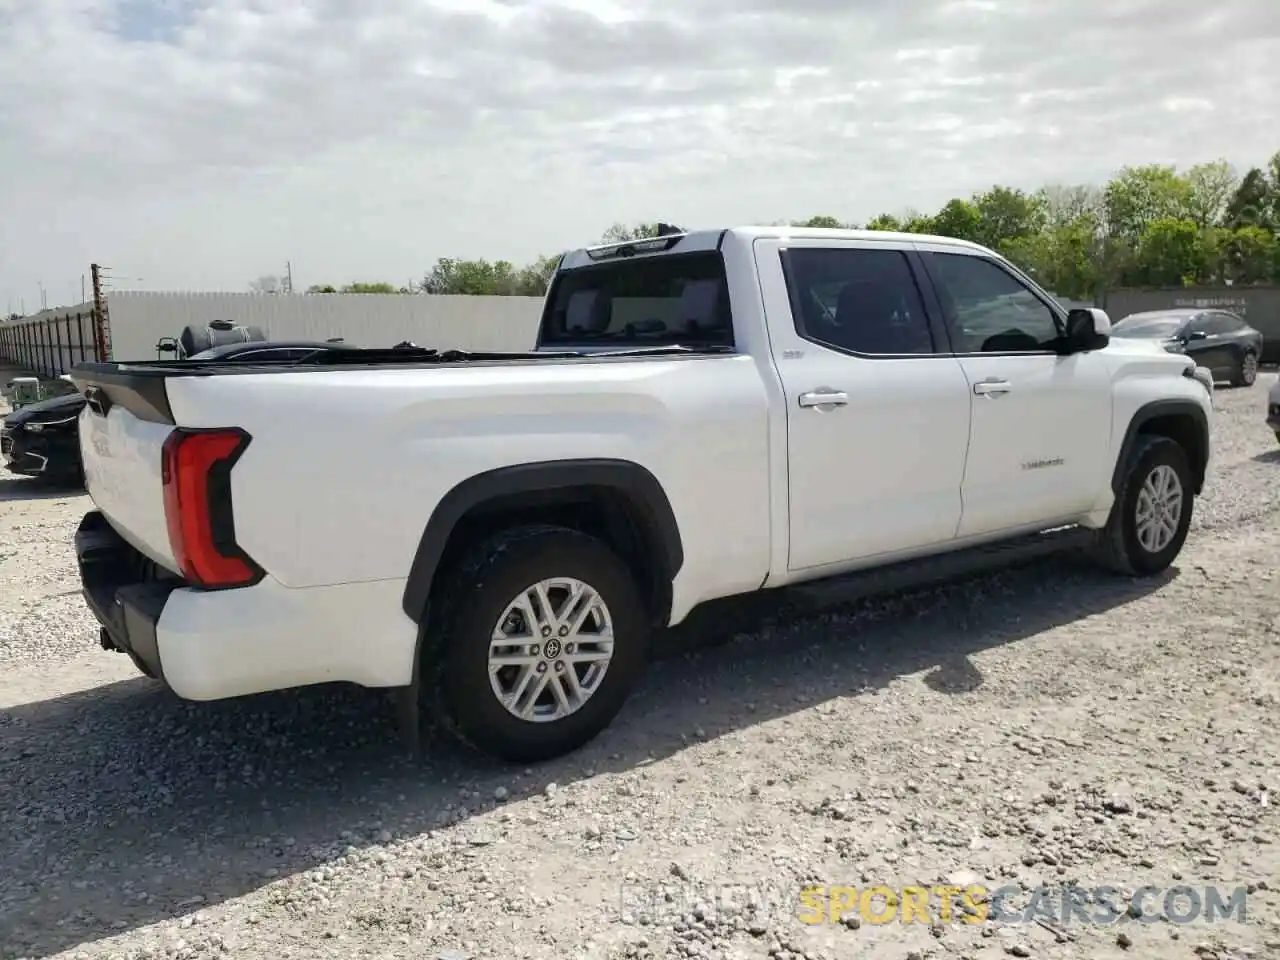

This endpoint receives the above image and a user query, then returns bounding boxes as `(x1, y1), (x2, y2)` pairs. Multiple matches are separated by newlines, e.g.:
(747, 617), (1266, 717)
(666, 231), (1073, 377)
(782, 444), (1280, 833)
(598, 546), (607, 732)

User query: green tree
(305, 284), (338, 294)
(1002, 219), (1104, 301)
(973, 185), (1045, 251)
(1226, 166), (1275, 229)
(899, 209), (935, 233)
(1131, 218), (1213, 286)
(340, 282), (402, 294)
(1103, 165), (1191, 242)
(1183, 160), (1239, 228)
(1036, 184), (1104, 231)
(792, 215), (848, 228)
(930, 198), (983, 242)
(863, 214), (902, 231)
(421, 258), (548, 296)
(598, 222), (664, 243)
(1222, 226), (1277, 283)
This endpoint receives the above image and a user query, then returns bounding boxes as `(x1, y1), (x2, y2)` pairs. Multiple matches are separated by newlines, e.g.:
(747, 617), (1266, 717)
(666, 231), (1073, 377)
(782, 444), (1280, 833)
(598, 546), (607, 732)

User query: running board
(788, 525), (1094, 611)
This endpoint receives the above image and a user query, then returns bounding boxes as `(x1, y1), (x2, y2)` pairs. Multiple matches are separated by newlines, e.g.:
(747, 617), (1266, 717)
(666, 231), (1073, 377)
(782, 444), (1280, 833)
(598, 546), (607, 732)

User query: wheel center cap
(543, 638), (562, 660)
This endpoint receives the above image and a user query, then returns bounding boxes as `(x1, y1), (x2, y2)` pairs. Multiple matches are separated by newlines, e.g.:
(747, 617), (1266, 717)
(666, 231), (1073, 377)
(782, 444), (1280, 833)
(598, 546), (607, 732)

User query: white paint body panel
(77, 226), (1213, 701)
(78, 404), (177, 570)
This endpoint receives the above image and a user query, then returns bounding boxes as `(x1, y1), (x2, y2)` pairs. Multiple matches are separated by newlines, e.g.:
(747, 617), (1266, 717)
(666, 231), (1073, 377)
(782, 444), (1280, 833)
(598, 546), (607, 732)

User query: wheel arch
(401, 458), (684, 630)
(1111, 399), (1210, 496)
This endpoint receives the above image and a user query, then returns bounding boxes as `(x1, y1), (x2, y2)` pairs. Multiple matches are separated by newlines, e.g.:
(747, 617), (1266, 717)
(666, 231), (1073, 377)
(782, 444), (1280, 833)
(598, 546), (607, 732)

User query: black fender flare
(1111, 398), (1210, 496)
(400, 458), (684, 623)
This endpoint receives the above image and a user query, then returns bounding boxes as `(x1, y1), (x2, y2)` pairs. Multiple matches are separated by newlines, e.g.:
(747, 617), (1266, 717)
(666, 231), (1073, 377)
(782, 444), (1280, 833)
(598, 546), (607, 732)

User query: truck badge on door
(1022, 457), (1064, 470)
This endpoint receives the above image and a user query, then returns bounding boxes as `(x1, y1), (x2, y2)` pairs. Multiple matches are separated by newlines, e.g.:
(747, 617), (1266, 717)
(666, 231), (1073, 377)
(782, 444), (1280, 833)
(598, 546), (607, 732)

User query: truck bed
(68, 345), (732, 425)
(68, 344), (772, 608)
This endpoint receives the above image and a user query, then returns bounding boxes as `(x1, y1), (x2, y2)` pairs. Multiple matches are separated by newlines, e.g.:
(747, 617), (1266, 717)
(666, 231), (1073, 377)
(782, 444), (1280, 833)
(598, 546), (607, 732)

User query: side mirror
(1184, 330), (1208, 342)
(1064, 307), (1111, 352)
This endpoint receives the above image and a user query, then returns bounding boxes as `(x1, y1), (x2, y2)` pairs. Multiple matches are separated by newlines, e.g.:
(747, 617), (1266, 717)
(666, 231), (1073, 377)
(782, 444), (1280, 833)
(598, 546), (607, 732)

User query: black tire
(427, 524), (649, 763)
(1231, 350), (1258, 387)
(1090, 434), (1194, 576)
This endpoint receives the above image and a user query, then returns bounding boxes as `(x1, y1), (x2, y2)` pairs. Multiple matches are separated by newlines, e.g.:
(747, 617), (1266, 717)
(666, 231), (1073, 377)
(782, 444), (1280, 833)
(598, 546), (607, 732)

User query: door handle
(972, 378), (1011, 397)
(798, 389), (848, 408)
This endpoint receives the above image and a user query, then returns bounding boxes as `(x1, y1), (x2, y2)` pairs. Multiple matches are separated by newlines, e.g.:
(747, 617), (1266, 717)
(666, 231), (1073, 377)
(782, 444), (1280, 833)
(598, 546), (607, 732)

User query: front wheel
(1090, 434), (1194, 576)
(430, 525), (649, 763)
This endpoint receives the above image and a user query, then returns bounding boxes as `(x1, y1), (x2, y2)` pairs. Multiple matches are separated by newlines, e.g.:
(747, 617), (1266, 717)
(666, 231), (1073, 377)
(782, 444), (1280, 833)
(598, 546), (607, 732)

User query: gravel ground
(1, 373), (1278, 960)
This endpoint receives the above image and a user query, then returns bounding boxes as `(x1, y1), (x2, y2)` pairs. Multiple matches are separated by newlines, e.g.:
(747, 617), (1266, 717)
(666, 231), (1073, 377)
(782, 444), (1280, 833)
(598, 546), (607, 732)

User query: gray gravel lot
(1, 374), (1277, 960)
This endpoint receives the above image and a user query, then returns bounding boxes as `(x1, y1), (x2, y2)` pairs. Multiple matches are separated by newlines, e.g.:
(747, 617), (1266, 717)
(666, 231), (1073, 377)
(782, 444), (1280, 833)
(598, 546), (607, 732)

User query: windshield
(1112, 317), (1186, 339)
(539, 251), (733, 348)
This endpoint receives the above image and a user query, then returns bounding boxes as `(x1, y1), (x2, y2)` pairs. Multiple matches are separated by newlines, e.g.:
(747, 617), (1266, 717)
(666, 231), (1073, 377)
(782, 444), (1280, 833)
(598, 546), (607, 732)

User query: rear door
(752, 237), (972, 572)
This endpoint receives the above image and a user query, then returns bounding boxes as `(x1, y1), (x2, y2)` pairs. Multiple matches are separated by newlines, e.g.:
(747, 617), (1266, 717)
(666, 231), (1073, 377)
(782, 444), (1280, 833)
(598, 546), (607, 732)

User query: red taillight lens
(161, 428), (263, 589)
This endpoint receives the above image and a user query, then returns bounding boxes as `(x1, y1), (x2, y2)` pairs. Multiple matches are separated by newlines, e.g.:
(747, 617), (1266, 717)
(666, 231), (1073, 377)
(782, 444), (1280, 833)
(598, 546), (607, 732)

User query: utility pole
(81, 275), (86, 304)
(285, 261), (294, 294)
(90, 263), (112, 362)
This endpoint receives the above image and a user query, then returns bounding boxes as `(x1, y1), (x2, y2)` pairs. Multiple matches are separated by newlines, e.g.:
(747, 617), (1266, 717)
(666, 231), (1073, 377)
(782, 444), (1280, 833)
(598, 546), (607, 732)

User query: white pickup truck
(70, 226), (1214, 763)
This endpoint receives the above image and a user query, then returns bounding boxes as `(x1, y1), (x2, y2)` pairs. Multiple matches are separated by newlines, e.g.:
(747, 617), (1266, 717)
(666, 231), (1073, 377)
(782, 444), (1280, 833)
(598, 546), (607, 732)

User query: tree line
(268, 150), (1280, 302)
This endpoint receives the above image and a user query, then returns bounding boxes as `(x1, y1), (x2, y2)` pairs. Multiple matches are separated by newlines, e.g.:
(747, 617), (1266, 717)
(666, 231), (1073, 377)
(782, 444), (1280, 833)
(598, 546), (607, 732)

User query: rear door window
(780, 248), (936, 355)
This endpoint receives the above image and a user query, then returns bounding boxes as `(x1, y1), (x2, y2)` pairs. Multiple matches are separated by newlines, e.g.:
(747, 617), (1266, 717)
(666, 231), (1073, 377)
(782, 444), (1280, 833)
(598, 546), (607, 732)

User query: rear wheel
(429, 524), (649, 763)
(1231, 350), (1258, 387)
(1090, 434), (1194, 576)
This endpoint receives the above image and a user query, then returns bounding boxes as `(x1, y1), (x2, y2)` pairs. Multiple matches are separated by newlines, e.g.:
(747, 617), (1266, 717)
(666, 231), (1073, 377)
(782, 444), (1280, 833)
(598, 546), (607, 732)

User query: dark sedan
(1110, 308), (1264, 387)
(2, 339), (362, 486)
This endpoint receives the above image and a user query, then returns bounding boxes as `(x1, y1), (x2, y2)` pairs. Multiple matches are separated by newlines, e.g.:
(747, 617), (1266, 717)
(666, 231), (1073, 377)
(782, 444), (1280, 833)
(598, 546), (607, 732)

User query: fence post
(55, 314), (66, 375)
(76, 312), (87, 368)
(91, 263), (111, 361)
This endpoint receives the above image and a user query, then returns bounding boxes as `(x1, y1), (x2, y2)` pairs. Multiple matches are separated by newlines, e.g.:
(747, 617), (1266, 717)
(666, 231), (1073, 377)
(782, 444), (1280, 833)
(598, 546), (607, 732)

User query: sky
(0, 0), (1277, 309)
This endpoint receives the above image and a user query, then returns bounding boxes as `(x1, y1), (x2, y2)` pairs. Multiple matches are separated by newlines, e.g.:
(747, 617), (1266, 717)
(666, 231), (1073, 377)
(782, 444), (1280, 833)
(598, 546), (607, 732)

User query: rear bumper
(75, 511), (177, 679)
(75, 509), (419, 699)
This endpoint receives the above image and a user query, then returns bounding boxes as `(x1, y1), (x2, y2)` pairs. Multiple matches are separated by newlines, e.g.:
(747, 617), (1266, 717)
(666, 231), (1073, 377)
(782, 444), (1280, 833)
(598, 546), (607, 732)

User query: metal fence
(0, 305), (102, 378)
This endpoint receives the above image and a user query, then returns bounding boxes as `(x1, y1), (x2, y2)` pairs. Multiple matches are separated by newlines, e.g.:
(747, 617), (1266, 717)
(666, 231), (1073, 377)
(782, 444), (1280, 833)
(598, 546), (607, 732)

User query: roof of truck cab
(722, 225), (987, 248)
(560, 226), (989, 270)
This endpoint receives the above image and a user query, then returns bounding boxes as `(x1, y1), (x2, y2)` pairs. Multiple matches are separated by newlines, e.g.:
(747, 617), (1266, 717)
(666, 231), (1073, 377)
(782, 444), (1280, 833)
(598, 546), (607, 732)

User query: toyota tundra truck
(68, 225), (1214, 763)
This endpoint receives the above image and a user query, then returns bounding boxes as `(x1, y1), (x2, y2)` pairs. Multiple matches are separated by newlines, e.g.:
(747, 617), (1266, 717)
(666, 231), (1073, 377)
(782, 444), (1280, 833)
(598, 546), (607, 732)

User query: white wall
(0, 293), (547, 373)
(105, 292), (545, 361)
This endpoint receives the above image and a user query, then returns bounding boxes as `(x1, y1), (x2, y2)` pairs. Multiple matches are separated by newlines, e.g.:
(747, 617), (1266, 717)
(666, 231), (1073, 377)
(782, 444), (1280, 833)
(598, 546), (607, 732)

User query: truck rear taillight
(161, 427), (264, 589)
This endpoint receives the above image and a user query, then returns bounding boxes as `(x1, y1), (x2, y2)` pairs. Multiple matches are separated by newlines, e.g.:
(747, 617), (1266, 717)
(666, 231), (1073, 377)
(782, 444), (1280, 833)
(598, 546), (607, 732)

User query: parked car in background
(1111, 308), (1264, 387)
(2, 339), (362, 485)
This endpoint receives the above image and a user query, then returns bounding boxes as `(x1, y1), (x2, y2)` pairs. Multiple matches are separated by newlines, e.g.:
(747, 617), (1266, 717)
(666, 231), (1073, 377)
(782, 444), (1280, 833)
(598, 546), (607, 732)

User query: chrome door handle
(972, 379), (1011, 397)
(798, 390), (849, 408)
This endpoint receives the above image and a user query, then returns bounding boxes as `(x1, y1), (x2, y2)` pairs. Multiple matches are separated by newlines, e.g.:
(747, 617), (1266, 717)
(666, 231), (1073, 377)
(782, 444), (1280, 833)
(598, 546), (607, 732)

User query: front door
(915, 246), (1113, 538)
(753, 238), (973, 572)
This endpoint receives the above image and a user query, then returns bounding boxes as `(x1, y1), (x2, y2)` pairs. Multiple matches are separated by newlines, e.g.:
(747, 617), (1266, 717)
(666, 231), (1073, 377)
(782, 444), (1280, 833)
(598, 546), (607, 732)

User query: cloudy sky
(0, 0), (1277, 307)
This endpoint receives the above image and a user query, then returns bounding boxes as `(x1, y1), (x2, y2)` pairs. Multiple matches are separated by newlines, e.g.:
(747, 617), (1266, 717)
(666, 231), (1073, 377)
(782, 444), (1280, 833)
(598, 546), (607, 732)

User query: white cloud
(0, 0), (1277, 305)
